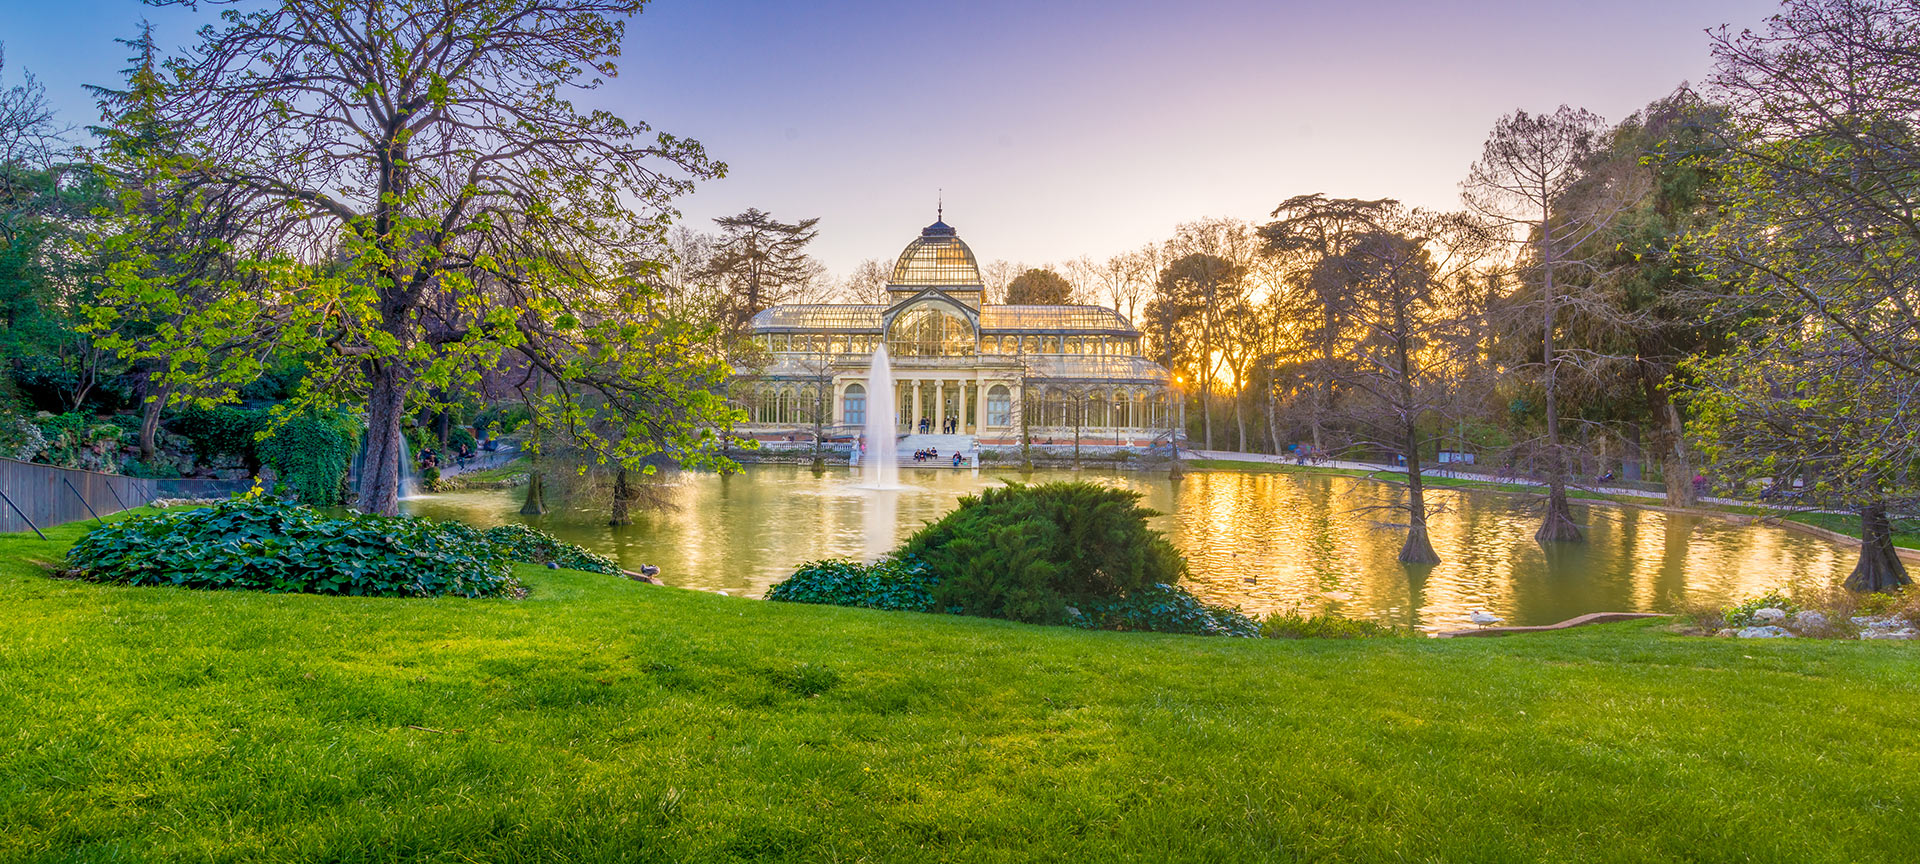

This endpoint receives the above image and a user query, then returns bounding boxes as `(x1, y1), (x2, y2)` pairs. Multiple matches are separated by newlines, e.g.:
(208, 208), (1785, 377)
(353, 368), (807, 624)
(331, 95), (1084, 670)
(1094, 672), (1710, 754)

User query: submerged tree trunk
(356, 364), (407, 516)
(610, 467), (635, 526)
(1399, 423), (1440, 565)
(1536, 224), (1582, 543)
(521, 470), (549, 516)
(1844, 502), (1911, 593)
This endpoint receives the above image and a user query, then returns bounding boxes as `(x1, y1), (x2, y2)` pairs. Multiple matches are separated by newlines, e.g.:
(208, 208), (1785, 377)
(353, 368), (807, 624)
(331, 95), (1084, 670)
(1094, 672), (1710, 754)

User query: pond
(403, 463), (1852, 630)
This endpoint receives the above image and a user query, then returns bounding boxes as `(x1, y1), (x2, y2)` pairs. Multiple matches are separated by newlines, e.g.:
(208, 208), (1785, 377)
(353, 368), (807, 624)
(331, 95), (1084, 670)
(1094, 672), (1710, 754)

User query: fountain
(858, 343), (902, 490)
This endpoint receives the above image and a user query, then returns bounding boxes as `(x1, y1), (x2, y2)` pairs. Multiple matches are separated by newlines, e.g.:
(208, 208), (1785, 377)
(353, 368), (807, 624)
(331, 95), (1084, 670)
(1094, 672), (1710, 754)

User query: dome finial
(937, 188), (942, 222)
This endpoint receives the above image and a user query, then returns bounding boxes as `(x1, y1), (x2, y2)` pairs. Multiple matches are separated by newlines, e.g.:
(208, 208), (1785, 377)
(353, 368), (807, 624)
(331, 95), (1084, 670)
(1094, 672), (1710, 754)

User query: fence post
(62, 477), (105, 525)
(104, 478), (128, 512)
(0, 488), (47, 540)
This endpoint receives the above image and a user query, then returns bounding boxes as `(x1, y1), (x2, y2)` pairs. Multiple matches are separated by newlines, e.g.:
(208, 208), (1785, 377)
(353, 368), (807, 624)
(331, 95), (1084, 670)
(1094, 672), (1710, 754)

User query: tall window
(887, 302), (976, 357)
(843, 383), (866, 426)
(987, 385), (1011, 427)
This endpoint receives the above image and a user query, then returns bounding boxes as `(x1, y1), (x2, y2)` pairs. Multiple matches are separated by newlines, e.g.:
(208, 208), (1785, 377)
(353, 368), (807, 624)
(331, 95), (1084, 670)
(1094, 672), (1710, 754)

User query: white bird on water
(1469, 611), (1503, 627)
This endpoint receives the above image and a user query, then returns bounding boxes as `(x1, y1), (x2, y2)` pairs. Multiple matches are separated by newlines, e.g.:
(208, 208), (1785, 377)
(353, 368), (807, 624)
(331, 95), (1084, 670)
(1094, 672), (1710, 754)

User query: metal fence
(0, 457), (252, 537)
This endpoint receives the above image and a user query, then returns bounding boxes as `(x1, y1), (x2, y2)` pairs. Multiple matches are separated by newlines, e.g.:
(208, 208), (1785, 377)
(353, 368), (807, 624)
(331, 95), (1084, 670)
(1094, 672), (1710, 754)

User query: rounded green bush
(901, 481), (1188, 624)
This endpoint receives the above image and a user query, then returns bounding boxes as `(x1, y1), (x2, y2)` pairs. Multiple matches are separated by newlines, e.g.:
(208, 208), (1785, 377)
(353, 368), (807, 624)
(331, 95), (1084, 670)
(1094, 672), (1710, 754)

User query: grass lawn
(4, 517), (1920, 862)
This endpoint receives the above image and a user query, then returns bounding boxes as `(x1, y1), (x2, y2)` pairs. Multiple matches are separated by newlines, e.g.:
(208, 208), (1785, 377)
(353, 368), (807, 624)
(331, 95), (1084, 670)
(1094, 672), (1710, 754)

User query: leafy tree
(704, 207), (822, 332)
(90, 0), (740, 516)
(1003, 267), (1075, 305)
(1688, 0), (1919, 591)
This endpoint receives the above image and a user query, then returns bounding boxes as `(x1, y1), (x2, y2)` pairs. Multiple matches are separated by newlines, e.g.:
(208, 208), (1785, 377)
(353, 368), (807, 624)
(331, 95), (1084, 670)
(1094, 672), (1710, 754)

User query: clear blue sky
(2, 0), (1780, 275)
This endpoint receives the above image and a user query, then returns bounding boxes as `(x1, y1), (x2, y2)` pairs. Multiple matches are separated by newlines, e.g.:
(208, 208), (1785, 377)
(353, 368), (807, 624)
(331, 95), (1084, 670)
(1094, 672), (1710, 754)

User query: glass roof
(1025, 355), (1171, 384)
(890, 221), (984, 289)
(981, 305), (1136, 334)
(750, 305), (884, 332)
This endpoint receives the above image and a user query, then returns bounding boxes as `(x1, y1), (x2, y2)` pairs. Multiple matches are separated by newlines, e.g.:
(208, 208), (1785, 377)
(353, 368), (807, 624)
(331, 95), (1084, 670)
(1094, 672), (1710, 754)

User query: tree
(1688, 0), (1920, 591)
(1004, 267), (1075, 305)
(1314, 208), (1494, 563)
(1538, 90), (1731, 506)
(705, 207), (822, 331)
(1258, 195), (1395, 456)
(1157, 219), (1255, 451)
(840, 257), (890, 303)
(94, 0), (739, 516)
(1464, 105), (1616, 543)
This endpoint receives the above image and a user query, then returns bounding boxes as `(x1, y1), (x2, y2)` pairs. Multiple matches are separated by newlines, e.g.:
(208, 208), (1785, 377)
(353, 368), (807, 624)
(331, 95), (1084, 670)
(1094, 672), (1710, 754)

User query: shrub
(482, 524), (622, 576)
(1071, 583), (1259, 637)
(172, 406), (266, 468)
(765, 558), (936, 612)
(1724, 592), (1799, 628)
(1260, 612), (1410, 639)
(257, 410), (361, 505)
(900, 482), (1186, 624)
(67, 498), (520, 599)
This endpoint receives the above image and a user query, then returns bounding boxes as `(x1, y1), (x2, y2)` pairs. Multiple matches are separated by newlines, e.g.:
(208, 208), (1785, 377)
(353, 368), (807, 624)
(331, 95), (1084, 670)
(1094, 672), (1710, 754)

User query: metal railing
(0, 457), (251, 537)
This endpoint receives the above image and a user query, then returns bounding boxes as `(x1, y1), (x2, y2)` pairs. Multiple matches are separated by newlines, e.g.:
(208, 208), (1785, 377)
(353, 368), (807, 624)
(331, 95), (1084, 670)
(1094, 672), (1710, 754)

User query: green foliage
(171, 406), (265, 467)
(256, 409), (360, 505)
(66, 498), (520, 599)
(1260, 612), (1411, 639)
(765, 558), (937, 612)
(1069, 583), (1259, 637)
(28, 413), (125, 471)
(901, 482), (1186, 624)
(1723, 592), (1800, 628)
(481, 524), (622, 577)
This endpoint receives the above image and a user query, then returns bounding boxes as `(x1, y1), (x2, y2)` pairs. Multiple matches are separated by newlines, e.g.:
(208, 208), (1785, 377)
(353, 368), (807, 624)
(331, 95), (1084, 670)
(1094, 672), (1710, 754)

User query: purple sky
(3, 0), (1780, 275)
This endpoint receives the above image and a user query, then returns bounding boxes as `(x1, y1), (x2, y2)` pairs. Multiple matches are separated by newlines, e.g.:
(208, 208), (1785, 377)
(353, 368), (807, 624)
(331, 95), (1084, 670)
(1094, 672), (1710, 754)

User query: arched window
(843, 383), (866, 426)
(887, 301), (976, 357)
(987, 384), (1011, 427)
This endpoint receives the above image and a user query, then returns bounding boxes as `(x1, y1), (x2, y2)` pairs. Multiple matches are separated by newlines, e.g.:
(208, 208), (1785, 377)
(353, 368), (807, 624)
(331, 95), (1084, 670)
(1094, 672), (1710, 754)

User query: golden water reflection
(404, 465), (1850, 629)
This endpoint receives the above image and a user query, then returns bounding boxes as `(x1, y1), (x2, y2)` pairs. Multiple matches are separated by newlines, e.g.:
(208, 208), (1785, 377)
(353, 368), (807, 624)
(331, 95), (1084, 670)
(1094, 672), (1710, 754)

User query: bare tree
(1463, 105), (1617, 543)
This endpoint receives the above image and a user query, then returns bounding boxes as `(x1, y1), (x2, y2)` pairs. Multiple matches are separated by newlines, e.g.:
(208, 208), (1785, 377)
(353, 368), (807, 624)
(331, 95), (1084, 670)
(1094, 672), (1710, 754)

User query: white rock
(1789, 610), (1829, 630)
(1737, 625), (1794, 638)
(1751, 607), (1787, 624)
(1862, 628), (1919, 640)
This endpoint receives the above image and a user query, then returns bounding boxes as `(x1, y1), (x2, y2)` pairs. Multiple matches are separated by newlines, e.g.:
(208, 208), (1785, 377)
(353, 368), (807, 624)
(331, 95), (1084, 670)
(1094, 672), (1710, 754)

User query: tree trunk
(1233, 379), (1248, 453)
(610, 467), (634, 526)
(138, 379), (172, 464)
(521, 470), (549, 515)
(1537, 203), (1582, 543)
(355, 364), (406, 516)
(1622, 422), (1642, 483)
(1400, 423), (1441, 565)
(1844, 502), (1911, 593)
(1266, 394), (1284, 457)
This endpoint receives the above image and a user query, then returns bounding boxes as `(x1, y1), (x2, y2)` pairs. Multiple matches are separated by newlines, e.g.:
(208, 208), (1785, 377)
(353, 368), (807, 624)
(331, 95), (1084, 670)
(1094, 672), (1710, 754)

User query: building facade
(739, 218), (1175, 444)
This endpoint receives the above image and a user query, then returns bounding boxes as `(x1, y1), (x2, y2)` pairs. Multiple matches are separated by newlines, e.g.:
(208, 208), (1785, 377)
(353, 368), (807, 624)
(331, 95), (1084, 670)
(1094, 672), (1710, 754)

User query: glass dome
(889, 220), (984, 288)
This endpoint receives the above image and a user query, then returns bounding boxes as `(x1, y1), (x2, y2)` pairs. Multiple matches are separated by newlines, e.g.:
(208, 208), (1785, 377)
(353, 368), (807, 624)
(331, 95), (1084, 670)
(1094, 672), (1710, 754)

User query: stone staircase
(894, 434), (977, 467)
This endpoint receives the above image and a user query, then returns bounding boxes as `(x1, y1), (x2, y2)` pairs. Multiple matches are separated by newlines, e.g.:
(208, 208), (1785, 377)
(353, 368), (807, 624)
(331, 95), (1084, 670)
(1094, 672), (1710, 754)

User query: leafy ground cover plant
(482, 524), (622, 577)
(765, 557), (937, 611)
(65, 498), (526, 598)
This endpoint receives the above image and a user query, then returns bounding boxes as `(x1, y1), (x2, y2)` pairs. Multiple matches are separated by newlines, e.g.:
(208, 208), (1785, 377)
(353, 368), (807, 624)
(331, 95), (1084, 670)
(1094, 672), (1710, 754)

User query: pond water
(403, 463), (1852, 630)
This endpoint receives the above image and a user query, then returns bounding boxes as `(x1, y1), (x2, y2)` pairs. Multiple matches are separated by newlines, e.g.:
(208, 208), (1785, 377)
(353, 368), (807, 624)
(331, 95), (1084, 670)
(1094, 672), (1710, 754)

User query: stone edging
(1434, 612), (1669, 638)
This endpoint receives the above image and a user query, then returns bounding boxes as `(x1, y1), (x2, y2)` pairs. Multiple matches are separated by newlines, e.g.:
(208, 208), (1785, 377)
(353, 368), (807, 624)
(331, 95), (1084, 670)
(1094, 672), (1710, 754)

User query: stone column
(975, 378), (988, 434)
(1012, 382), (1025, 435)
(934, 379), (944, 432)
(831, 379), (845, 425)
(911, 380), (922, 432)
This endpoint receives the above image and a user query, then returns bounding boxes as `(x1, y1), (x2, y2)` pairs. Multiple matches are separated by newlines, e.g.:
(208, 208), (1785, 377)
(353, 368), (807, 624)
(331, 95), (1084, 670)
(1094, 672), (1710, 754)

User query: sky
(2, 0), (1782, 277)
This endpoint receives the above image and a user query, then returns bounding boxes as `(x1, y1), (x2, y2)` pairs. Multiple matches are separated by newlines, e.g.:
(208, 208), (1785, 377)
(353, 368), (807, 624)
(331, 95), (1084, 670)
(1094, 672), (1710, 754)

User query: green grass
(447, 456), (531, 484)
(4, 518), (1920, 862)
